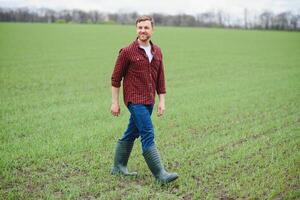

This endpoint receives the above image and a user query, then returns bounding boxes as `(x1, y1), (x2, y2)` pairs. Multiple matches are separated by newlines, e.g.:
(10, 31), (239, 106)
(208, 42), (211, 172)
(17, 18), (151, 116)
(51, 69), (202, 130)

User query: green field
(0, 23), (299, 199)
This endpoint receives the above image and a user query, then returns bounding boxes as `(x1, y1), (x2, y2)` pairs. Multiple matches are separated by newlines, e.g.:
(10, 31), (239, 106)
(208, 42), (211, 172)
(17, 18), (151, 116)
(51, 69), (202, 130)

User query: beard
(138, 34), (151, 42)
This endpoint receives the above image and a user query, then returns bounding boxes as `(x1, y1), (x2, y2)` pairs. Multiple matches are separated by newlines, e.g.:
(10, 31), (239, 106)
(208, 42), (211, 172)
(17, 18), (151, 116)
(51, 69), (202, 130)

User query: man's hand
(157, 101), (165, 117)
(111, 86), (120, 117)
(157, 93), (166, 117)
(111, 103), (120, 116)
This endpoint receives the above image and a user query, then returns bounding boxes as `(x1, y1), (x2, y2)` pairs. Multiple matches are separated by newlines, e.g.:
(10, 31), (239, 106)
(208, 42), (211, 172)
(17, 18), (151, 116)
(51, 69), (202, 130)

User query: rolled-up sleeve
(156, 58), (166, 94)
(111, 48), (129, 88)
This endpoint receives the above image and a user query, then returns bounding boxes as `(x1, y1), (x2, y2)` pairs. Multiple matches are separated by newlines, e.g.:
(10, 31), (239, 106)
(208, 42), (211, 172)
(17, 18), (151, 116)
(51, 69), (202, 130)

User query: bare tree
(290, 14), (300, 30)
(260, 11), (273, 29)
(273, 12), (292, 30)
(217, 10), (225, 27)
(44, 8), (55, 23)
(197, 11), (217, 27)
(59, 10), (72, 23)
(152, 13), (164, 25)
(244, 8), (248, 29)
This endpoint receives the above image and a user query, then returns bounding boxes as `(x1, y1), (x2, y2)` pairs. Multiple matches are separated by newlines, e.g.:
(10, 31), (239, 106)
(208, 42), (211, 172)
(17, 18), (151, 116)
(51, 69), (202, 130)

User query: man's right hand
(111, 103), (120, 116)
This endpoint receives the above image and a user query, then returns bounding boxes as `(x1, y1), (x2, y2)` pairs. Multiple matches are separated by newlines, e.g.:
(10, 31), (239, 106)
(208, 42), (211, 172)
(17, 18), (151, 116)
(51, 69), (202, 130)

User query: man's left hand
(157, 102), (165, 117)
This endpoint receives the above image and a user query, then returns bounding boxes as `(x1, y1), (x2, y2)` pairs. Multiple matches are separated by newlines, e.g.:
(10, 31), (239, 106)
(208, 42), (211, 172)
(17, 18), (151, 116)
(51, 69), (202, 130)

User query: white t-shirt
(139, 45), (153, 63)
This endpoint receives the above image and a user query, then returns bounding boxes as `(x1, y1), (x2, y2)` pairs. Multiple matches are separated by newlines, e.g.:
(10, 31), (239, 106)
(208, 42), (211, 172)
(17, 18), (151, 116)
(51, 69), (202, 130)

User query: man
(110, 16), (178, 184)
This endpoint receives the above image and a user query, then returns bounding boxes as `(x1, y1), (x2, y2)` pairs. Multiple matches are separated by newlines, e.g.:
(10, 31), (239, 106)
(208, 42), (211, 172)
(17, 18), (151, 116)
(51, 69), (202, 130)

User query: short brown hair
(136, 16), (154, 27)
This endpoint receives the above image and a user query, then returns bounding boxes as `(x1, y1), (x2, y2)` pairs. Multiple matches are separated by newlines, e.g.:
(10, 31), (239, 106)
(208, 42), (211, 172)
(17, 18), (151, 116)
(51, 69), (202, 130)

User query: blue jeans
(119, 103), (155, 153)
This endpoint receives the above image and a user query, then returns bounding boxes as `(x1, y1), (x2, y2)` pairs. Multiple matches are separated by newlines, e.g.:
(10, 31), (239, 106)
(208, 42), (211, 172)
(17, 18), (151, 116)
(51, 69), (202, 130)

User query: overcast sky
(1, 0), (299, 16)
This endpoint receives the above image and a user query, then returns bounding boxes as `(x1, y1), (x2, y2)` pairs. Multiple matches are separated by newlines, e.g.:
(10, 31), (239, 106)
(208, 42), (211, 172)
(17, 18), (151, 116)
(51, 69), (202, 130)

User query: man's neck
(138, 38), (150, 47)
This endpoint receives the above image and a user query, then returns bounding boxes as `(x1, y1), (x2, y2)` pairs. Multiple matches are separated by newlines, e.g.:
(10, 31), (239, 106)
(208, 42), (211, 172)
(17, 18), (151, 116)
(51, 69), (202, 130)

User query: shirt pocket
(131, 56), (148, 72)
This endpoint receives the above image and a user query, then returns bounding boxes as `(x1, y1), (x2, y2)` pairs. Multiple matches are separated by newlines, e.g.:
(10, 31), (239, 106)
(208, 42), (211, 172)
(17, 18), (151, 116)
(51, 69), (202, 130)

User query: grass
(0, 23), (299, 199)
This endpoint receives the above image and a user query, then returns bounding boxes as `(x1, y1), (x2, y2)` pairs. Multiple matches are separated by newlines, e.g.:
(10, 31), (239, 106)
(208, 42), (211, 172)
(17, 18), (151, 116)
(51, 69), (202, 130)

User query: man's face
(136, 20), (153, 42)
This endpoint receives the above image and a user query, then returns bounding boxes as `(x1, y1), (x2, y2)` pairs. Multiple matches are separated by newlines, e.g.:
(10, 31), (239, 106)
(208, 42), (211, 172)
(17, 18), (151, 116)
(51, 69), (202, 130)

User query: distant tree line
(0, 7), (299, 31)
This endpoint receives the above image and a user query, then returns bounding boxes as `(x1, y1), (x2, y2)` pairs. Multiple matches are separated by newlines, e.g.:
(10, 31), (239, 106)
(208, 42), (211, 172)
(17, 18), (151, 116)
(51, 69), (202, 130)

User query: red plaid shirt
(111, 39), (166, 106)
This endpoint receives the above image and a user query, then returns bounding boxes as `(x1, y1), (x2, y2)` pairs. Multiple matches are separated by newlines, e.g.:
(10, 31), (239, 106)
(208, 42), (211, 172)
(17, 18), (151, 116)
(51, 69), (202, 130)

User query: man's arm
(157, 53), (166, 117)
(111, 48), (128, 117)
(111, 86), (120, 116)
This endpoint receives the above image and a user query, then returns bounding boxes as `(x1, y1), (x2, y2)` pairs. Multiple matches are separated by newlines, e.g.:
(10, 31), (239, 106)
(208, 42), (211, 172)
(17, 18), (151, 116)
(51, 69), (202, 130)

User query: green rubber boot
(111, 140), (137, 176)
(143, 145), (178, 184)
